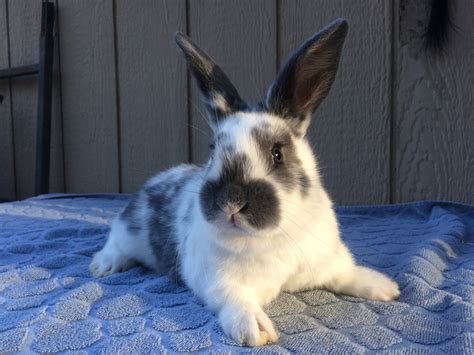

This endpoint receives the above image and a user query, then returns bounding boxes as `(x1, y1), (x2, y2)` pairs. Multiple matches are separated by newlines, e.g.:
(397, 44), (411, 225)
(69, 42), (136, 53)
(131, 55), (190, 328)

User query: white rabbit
(90, 19), (399, 346)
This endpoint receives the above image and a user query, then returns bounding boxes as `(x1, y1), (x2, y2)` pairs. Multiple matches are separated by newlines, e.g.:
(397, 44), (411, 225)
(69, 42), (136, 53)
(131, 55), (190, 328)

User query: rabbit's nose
(216, 184), (247, 214)
(219, 202), (246, 216)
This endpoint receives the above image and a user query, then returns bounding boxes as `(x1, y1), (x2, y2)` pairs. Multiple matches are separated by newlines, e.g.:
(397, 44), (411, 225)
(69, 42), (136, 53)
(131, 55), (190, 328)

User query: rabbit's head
(175, 19), (348, 240)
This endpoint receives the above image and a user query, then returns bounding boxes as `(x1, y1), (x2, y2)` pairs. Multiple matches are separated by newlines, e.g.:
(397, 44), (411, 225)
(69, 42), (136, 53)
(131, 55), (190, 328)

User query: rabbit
(90, 18), (400, 346)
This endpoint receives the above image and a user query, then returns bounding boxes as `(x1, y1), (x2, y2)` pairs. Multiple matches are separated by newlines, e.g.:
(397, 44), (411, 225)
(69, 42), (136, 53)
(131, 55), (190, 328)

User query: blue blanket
(0, 194), (472, 353)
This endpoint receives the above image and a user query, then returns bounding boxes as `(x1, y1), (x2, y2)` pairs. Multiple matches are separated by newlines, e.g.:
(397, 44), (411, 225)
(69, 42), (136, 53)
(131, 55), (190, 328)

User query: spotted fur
(90, 19), (399, 347)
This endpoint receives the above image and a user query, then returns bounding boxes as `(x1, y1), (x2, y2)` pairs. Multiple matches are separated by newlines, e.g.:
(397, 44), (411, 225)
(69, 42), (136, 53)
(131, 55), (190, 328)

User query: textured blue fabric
(0, 194), (473, 353)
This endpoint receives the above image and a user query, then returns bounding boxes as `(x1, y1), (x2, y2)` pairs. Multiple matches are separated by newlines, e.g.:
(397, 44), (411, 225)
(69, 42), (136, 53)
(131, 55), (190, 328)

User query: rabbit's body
(91, 19), (399, 346)
(91, 164), (200, 277)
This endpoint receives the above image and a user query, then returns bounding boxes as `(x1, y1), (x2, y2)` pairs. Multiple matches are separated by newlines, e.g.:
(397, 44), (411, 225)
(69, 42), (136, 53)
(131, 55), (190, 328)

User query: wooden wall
(0, 0), (472, 205)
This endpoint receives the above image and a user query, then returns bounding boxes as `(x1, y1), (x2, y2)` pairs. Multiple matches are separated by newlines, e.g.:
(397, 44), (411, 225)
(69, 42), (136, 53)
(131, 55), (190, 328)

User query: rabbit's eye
(272, 146), (283, 165)
(209, 143), (215, 150)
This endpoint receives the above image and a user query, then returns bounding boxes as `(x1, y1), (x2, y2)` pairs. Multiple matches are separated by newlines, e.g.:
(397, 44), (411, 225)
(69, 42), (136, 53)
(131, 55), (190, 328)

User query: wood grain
(58, 0), (119, 193)
(3, 1), (472, 204)
(115, 0), (187, 192)
(188, 0), (277, 163)
(393, 0), (474, 203)
(279, 0), (392, 205)
(0, 0), (15, 200)
(8, 0), (64, 199)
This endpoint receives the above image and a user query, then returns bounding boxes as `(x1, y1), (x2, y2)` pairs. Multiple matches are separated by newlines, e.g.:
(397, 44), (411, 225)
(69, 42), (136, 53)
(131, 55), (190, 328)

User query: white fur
(90, 112), (399, 347)
(210, 93), (231, 115)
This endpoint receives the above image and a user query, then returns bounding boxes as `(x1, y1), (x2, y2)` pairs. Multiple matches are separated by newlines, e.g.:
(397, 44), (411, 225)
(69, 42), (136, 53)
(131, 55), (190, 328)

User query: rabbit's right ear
(175, 32), (248, 129)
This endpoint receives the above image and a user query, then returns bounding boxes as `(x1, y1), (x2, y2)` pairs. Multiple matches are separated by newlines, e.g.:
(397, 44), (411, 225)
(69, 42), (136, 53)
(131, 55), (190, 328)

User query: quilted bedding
(0, 194), (473, 354)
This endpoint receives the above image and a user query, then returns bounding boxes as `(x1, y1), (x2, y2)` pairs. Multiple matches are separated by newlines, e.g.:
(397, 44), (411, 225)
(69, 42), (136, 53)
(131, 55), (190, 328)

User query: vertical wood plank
(58, 0), (119, 192)
(0, 0), (15, 200)
(280, 0), (392, 205)
(188, 0), (277, 163)
(8, 0), (64, 199)
(115, 0), (187, 192)
(393, 0), (474, 203)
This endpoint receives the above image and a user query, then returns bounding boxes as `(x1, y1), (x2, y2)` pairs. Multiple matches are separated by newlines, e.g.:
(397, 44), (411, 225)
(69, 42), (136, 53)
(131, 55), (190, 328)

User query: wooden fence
(0, 0), (472, 204)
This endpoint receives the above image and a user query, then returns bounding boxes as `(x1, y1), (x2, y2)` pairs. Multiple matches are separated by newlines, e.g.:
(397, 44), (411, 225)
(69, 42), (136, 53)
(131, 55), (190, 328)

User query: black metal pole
(35, 0), (55, 195)
(0, 64), (39, 79)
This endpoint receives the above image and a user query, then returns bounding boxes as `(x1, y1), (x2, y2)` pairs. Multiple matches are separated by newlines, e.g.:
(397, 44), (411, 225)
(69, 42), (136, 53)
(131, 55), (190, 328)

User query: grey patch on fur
(200, 153), (280, 229)
(120, 194), (142, 233)
(140, 166), (200, 277)
(216, 184), (247, 212)
(251, 125), (308, 195)
(200, 154), (250, 222)
(146, 187), (177, 275)
(243, 180), (280, 229)
(221, 153), (250, 184)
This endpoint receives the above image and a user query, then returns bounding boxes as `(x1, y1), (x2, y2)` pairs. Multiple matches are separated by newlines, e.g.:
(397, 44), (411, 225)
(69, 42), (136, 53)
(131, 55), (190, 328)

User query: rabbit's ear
(266, 19), (348, 136)
(175, 32), (248, 127)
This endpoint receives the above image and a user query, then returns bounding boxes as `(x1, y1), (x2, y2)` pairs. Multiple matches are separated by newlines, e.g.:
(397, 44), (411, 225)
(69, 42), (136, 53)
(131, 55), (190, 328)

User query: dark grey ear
(266, 19), (348, 136)
(174, 32), (248, 127)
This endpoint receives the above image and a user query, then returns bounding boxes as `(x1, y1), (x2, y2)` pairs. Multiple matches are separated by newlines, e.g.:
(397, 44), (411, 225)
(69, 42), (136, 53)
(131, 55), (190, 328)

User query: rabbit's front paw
(89, 247), (134, 277)
(219, 305), (278, 346)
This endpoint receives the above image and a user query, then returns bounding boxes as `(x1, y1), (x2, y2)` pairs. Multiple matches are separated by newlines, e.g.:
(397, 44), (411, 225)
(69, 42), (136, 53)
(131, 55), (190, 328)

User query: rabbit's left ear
(266, 19), (348, 136)
(175, 32), (248, 128)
